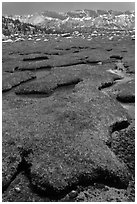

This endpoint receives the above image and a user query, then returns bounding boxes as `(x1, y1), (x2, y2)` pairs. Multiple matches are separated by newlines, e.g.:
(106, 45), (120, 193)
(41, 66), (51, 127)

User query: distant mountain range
(3, 9), (135, 36)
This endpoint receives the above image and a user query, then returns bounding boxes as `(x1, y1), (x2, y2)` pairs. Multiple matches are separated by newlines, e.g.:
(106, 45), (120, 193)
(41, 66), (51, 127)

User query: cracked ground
(2, 36), (135, 202)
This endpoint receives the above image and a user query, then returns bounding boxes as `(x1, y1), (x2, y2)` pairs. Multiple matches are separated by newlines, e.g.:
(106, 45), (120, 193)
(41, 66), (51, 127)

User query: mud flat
(2, 36), (135, 202)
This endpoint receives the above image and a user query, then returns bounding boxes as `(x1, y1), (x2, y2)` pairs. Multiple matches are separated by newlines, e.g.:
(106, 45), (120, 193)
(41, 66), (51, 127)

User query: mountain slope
(15, 9), (135, 29)
(2, 9), (135, 37)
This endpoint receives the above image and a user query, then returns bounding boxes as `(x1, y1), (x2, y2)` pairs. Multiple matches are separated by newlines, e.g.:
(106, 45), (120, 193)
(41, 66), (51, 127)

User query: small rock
(76, 192), (86, 201)
(69, 190), (78, 199)
(36, 39), (41, 41)
(14, 186), (21, 193)
(3, 39), (13, 43)
(115, 62), (125, 71)
(109, 36), (113, 40)
(61, 194), (70, 201)
(32, 198), (36, 202)
(97, 61), (102, 65)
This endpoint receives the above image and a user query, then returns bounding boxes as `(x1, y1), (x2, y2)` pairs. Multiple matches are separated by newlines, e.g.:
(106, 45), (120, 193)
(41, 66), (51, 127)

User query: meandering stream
(106, 69), (135, 119)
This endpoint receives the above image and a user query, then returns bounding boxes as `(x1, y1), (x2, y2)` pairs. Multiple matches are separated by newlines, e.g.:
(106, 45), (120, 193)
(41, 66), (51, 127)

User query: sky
(2, 2), (135, 15)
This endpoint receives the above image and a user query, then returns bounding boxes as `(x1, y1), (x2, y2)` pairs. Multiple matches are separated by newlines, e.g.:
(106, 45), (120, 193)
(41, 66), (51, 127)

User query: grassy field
(2, 34), (135, 202)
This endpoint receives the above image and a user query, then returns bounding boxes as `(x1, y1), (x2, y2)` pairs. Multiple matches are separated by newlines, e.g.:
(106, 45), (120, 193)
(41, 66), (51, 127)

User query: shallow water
(107, 69), (134, 83)
(106, 69), (135, 119)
